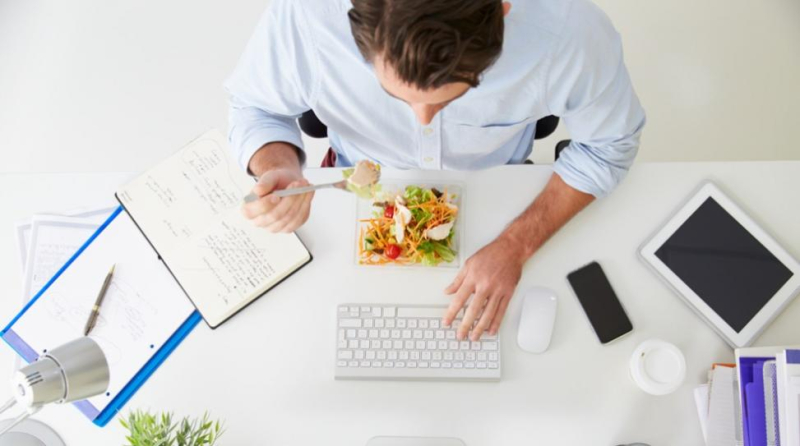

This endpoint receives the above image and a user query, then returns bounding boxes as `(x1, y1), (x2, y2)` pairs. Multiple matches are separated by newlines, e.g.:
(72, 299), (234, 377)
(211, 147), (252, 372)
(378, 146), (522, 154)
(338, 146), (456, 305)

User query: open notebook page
(8, 212), (195, 419)
(117, 130), (310, 327)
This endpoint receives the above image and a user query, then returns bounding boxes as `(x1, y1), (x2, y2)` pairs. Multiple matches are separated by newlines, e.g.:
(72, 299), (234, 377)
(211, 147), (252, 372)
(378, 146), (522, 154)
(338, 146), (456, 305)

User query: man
(226, 0), (645, 341)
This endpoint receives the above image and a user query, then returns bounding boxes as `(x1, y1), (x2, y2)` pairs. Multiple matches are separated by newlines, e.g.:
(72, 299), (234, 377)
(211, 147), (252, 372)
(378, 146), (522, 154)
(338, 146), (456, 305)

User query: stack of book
(694, 346), (800, 446)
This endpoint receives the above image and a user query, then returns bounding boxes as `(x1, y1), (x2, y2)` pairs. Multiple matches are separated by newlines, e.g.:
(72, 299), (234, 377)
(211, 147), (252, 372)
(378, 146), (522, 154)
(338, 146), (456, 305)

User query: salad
(358, 185), (458, 266)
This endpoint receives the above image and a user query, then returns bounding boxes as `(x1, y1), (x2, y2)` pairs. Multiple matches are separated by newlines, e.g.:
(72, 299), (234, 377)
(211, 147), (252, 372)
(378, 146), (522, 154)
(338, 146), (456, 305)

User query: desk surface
(1, 162), (799, 445)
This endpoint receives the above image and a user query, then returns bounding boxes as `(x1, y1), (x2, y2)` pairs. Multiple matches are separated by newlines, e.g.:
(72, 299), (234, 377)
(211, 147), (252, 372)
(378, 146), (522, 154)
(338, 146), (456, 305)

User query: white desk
(1, 162), (799, 445)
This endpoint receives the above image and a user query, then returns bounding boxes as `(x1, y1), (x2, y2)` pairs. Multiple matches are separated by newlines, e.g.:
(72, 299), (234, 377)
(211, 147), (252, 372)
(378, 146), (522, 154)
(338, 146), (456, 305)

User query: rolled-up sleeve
(224, 0), (319, 171)
(546, 0), (646, 198)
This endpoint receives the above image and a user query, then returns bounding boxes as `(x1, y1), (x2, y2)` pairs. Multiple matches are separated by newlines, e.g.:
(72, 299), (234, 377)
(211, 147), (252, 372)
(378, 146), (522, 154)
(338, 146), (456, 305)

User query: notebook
(116, 130), (312, 328)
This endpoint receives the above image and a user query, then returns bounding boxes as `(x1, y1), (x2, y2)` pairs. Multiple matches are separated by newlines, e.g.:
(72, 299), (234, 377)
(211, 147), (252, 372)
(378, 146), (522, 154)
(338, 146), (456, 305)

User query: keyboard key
(483, 342), (498, 351)
(384, 362), (394, 368)
(338, 351), (353, 359)
(391, 330), (401, 339)
(408, 320), (418, 328)
(357, 329), (367, 338)
(338, 340), (347, 349)
(465, 363), (475, 369)
(346, 329), (356, 338)
(384, 307), (396, 318)
(361, 306), (371, 313)
(438, 341), (448, 350)
(404, 340), (414, 349)
(419, 319), (429, 329)
(427, 341), (437, 350)
(477, 352), (487, 361)
(386, 319), (396, 328)
(454, 363), (463, 369)
(340, 319), (361, 328)
(435, 330), (445, 339)
(360, 340), (369, 349)
(443, 362), (452, 368)
(361, 361), (371, 367)
(369, 329), (378, 338)
(455, 352), (465, 361)
(375, 319), (385, 328)
(419, 362), (429, 368)
(355, 350), (365, 359)
(402, 330), (412, 339)
(489, 362), (499, 369)
(449, 341), (459, 350)
(382, 340), (392, 349)
(460, 341), (470, 350)
(338, 330), (345, 340)
(444, 352), (453, 360)
(411, 351), (420, 360)
(348, 340), (358, 349)
(489, 352), (498, 361)
(399, 351), (409, 360)
(422, 351), (431, 360)
(397, 319), (407, 328)
(396, 362), (405, 368)
(393, 340), (403, 349)
(364, 319), (374, 328)
(430, 320), (440, 329)
(373, 361), (382, 368)
(446, 331), (456, 339)
(466, 352), (476, 361)
(372, 307), (382, 317)
(339, 306), (348, 313)
(371, 340), (381, 349)
(477, 362), (487, 369)
(348, 361), (358, 367)
(415, 341), (426, 350)
(380, 329), (390, 339)
(407, 361), (417, 368)
(413, 330), (423, 339)
(433, 351), (442, 361)
(366, 351), (376, 360)
(471, 342), (481, 351)
(337, 361), (347, 367)
(424, 330), (434, 339)
(388, 351), (398, 360)
(377, 351), (387, 360)
(398, 307), (444, 318)
(431, 362), (441, 368)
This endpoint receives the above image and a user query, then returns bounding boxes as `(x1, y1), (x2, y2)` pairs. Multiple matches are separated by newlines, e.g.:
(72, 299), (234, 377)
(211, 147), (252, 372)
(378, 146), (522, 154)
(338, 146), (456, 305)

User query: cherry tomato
(384, 205), (395, 219)
(385, 244), (401, 259)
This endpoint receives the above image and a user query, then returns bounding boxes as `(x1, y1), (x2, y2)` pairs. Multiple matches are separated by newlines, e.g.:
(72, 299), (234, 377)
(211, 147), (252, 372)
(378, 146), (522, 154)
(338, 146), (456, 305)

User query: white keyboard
(335, 304), (502, 381)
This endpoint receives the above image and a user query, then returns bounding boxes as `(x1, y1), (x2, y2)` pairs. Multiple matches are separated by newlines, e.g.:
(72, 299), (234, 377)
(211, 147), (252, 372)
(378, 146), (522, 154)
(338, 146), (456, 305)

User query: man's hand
(443, 234), (526, 341)
(241, 142), (313, 233)
(442, 173), (595, 341)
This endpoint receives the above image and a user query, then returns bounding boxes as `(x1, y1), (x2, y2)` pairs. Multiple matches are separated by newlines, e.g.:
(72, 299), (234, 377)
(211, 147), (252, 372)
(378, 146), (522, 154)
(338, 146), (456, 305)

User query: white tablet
(640, 181), (800, 348)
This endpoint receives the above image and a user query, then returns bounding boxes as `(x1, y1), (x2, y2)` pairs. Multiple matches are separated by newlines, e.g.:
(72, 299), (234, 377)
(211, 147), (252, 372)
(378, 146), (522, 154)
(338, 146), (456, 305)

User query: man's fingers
(269, 189), (309, 232)
(443, 280), (473, 327)
(257, 181), (306, 229)
(489, 294), (512, 335)
(444, 268), (467, 295)
(458, 288), (489, 340)
(282, 190), (314, 233)
(472, 294), (501, 341)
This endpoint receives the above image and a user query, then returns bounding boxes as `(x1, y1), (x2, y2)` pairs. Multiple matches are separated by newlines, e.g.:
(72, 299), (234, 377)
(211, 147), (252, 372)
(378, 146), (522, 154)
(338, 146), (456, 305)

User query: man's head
(349, 0), (510, 125)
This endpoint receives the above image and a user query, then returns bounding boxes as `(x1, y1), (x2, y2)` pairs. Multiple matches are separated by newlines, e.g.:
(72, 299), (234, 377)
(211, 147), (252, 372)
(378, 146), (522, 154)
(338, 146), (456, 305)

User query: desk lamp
(0, 337), (110, 443)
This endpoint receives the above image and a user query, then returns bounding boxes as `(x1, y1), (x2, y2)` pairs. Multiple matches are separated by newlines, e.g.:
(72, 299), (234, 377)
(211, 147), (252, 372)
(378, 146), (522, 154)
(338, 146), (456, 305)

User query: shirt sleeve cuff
(552, 142), (630, 198)
(235, 126), (306, 175)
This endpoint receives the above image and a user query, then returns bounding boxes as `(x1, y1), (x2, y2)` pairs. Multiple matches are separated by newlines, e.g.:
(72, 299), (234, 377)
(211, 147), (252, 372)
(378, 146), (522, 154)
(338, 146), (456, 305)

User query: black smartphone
(567, 261), (633, 344)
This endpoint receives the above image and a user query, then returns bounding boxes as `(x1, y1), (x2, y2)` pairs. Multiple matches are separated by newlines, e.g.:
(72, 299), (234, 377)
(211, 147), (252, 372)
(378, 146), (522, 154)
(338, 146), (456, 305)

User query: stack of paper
(694, 347), (800, 446)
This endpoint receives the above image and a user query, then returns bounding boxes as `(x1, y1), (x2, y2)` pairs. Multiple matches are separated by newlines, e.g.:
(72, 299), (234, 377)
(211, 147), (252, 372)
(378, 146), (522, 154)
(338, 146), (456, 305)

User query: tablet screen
(655, 197), (794, 332)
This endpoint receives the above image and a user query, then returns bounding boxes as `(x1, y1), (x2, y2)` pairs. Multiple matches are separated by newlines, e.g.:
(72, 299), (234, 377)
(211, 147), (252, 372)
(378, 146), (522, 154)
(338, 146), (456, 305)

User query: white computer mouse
(516, 287), (558, 354)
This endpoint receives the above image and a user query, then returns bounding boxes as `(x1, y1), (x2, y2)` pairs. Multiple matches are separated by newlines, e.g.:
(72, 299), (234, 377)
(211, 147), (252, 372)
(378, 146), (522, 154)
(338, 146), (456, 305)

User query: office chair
(297, 110), (571, 164)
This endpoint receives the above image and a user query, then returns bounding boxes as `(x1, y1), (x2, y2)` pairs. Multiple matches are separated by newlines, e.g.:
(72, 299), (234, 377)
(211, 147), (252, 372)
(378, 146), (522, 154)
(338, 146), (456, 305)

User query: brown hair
(348, 0), (505, 90)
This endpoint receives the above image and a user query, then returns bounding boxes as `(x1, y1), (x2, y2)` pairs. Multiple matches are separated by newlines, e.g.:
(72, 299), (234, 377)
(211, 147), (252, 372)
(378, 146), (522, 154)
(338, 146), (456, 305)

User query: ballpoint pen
(84, 264), (115, 336)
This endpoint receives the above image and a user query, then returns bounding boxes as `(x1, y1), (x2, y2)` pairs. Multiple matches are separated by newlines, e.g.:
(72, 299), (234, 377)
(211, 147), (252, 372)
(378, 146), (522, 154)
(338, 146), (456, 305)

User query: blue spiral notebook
(1, 207), (200, 427)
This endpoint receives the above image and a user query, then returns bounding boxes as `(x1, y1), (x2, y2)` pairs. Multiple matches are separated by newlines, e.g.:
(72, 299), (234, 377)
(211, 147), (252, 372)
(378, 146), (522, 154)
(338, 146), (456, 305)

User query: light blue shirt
(225, 0), (645, 197)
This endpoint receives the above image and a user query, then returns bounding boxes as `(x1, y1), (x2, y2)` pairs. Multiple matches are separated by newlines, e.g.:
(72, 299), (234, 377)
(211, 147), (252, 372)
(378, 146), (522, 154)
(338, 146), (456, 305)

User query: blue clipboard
(1, 207), (201, 427)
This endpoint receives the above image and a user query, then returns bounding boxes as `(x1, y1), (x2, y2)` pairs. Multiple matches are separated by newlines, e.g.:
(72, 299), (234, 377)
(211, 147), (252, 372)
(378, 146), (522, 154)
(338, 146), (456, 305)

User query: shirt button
(422, 128), (434, 136)
(423, 156), (434, 163)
